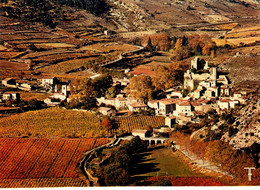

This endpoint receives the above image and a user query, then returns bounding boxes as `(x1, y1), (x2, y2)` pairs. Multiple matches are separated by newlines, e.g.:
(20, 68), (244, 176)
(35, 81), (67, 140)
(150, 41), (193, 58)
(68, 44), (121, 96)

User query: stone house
(177, 113), (193, 125)
(220, 86), (230, 96)
(97, 97), (116, 107)
(18, 83), (32, 91)
(40, 76), (57, 88)
(44, 97), (61, 106)
(229, 100), (240, 109)
(158, 99), (178, 115)
(128, 102), (148, 112)
(194, 89), (202, 99)
(98, 107), (116, 117)
(166, 91), (183, 99)
(184, 57), (230, 99)
(132, 129), (149, 138)
(3, 91), (20, 101)
(218, 99), (240, 110)
(218, 99), (230, 110)
(205, 86), (219, 97)
(165, 116), (176, 128)
(115, 97), (128, 109)
(148, 100), (159, 112)
(176, 101), (192, 116)
(233, 92), (242, 99)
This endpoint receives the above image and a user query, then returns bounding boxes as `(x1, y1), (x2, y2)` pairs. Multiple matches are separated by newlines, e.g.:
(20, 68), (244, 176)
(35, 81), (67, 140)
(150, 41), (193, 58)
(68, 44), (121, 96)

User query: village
(0, 57), (249, 113)
(0, 56), (254, 131)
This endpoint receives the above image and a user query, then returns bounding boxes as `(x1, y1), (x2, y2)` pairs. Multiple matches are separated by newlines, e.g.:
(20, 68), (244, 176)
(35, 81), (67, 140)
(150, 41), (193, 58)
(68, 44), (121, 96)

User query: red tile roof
(3, 91), (19, 94)
(177, 101), (191, 106)
(132, 129), (148, 133)
(130, 103), (147, 108)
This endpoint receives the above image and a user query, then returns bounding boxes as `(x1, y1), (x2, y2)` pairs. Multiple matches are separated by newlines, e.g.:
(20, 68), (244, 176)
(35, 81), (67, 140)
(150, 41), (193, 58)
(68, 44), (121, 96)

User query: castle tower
(191, 57), (199, 69)
(62, 85), (67, 96)
(54, 84), (58, 92)
(204, 61), (209, 70)
(210, 67), (217, 80)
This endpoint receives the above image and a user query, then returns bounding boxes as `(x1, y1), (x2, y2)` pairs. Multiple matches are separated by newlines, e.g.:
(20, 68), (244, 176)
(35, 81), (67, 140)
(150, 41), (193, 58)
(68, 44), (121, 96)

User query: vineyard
(38, 57), (97, 74)
(0, 107), (102, 138)
(19, 91), (50, 101)
(0, 108), (166, 137)
(0, 138), (109, 187)
(0, 178), (87, 188)
(115, 116), (165, 133)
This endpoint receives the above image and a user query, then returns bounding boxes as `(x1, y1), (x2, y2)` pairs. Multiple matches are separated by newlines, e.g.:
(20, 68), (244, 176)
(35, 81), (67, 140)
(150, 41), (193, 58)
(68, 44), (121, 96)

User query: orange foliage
(172, 131), (258, 183)
(144, 34), (171, 51)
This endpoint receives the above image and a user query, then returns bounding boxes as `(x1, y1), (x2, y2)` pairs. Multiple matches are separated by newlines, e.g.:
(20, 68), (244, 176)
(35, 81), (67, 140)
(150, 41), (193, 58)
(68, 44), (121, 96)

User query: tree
(172, 47), (190, 61)
(126, 75), (155, 103)
(93, 74), (113, 97)
(174, 38), (183, 49)
(68, 78), (97, 109)
(105, 86), (116, 98)
(28, 99), (43, 109)
(153, 62), (188, 90)
(202, 45), (211, 55)
(101, 117), (113, 132)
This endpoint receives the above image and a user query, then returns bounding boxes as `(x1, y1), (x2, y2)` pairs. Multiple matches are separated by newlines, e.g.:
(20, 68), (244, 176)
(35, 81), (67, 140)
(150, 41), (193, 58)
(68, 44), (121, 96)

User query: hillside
(105, 0), (259, 35)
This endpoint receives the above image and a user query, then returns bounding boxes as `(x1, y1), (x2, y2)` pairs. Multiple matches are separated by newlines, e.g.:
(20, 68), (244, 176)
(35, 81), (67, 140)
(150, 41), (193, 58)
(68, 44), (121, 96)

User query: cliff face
(221, 97), (260, 149)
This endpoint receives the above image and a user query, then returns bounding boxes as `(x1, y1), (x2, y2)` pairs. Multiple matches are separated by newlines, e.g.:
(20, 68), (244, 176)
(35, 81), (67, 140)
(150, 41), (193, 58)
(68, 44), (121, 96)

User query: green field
(132, 146), (203, 177)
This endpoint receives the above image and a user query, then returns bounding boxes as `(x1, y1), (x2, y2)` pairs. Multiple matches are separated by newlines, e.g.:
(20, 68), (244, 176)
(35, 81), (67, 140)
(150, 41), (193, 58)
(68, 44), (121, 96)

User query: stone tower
(191, 57), (199, 69)
(62, 85), (68, 96)
(210, 67), (217, 80)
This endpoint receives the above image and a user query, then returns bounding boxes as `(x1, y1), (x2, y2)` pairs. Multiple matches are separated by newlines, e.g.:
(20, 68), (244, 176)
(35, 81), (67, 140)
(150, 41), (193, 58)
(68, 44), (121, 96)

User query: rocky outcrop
(220, 98), (260, 149)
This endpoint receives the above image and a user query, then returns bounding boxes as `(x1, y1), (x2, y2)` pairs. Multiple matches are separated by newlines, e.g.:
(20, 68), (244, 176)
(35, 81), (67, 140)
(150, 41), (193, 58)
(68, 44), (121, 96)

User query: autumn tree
(93, 74), (113, 97)
(202, 45), (211, 55)
(67, 78), (97, 109)
(171, 46), (190, 61)
(152, 65), (173, 91)
(143, 34), (171, 51)
(153, 62), (188, 90)
(126, 75), (155, 103)
(101, 117), (113, 132)
(105, 86), (116, 98)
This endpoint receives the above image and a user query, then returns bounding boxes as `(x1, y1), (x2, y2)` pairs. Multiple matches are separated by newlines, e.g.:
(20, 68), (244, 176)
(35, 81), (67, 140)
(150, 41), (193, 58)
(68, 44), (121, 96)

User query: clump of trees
(96, 136), (147, 186)
(126, 62), (188, 102)
(126, 75), (155, 103)
(142, 34), (171, 51)
(66, 74), (113, 109)
(170, 34), (217, 61)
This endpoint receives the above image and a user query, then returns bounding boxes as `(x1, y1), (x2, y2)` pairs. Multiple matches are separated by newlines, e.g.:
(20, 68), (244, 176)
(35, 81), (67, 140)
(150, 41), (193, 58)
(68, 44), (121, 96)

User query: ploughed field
(0, 138), (109, 187)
